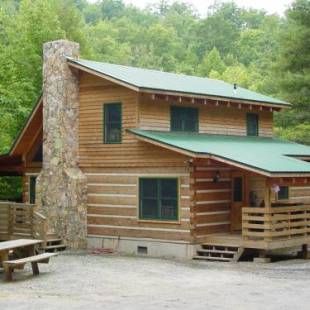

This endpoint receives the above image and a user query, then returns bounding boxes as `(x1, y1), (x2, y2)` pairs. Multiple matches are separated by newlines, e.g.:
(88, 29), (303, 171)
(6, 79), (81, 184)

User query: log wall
(78, 72), (188, 168)
(139, 94), (273, 137)
(289, 186), (310, 204)
(83, 167), (192, 241)
(190, 160), (232, 240)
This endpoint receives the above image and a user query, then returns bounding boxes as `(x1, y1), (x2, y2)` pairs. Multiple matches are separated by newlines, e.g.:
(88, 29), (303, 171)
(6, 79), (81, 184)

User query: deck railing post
(7, 203), (13, 239)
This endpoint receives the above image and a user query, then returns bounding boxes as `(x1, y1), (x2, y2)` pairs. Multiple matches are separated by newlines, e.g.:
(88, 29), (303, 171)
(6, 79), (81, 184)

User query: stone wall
(36, 40), (87, 249)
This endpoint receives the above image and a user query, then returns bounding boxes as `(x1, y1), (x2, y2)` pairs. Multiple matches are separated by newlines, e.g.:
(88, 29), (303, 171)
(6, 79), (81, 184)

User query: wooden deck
(242, 205), (310, 250)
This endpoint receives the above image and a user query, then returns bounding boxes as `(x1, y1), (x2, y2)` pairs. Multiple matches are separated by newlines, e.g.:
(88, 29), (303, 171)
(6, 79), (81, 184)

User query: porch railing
(242, 205), (310, 246)
(0, 201), (48, 245)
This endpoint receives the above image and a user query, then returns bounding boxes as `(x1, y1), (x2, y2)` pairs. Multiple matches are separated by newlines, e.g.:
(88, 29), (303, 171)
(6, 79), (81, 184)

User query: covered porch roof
(129, 129), (310, 177)
(0, 95), (42, 176)
(0, 154), (23, 176)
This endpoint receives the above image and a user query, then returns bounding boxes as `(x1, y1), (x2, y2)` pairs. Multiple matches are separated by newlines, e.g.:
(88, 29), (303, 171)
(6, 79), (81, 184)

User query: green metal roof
(68, 58), (289, 107)
(129, 129), (310, 175)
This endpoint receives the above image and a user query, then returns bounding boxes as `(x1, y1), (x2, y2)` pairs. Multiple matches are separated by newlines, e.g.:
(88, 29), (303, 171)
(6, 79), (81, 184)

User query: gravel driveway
(0, 252), (309, 310)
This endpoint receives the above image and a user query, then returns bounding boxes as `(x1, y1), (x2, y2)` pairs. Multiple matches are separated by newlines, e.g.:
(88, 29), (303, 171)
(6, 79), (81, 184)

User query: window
(104, 103), (122, 143)
(171, 106), (198, 132)
(233, 177), (243, 202)
(278, 186), (289, 200)
(139, 178), (178, 221)
(247, 113), (259, 136)
(29, 176), (37, 204)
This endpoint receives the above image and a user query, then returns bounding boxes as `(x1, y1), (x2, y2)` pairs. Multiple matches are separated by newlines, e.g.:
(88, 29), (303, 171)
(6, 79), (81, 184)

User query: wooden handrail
(33, 211), (48, 247)
(0, 201), (48, 243)
(242, 205), (310, 242)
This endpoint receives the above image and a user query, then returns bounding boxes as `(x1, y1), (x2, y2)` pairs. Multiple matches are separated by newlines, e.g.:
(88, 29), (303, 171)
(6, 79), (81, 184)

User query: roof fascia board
(141, 89), (290, 109)
(10, 95), (42, 156)
(207, 154), (271, 177)
(133, 134), (205, 158)
(67, 60), (140, 92)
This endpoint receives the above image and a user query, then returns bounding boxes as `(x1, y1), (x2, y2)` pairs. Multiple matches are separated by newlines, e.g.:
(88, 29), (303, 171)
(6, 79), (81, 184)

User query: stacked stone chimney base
(36, 40), (87, 249)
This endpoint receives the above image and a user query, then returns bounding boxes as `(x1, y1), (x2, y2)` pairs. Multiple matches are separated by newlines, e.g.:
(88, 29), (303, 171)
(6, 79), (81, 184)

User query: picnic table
(0, 239), (57, 281)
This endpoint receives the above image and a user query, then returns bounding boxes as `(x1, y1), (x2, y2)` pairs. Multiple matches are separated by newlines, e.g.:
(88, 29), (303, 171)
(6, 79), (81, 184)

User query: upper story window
(170, 106), (199, 132)
(104, 103), (122, 143)
(247, 113), (259, 136)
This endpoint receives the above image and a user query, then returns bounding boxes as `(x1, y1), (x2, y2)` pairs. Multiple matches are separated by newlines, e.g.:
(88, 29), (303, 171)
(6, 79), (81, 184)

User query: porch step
(197, 249), (236, 255)
(194, 243), (244, 262)
(39, 237), (67, 253)
(41, 244), (67, 253)
(193, 255), (231, 262)
(46, 238), (63, 244)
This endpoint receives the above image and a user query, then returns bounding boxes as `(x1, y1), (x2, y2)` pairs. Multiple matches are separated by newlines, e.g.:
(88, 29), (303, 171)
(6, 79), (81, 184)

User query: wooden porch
(199, 204), (310, 250)
(0, 202), (47, 243)
(0, 202), (66, 252)
(242, 204), (310, 250)
(190, 158), (310, 261)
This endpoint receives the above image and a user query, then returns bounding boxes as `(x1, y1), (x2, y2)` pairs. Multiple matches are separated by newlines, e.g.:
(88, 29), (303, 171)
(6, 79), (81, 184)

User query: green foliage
(0, 0), (309, 198)
(0, 177), (22, 201)
(198, 47), (226, 77)
(275, 124), (310, 145)
(275, 0), (310, 141)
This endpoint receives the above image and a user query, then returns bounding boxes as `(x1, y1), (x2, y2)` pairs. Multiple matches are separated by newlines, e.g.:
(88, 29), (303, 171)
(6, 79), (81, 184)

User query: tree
(275, 0), (310, 142)
(195, 2), (242, 58)
(198, 47), (226, 77)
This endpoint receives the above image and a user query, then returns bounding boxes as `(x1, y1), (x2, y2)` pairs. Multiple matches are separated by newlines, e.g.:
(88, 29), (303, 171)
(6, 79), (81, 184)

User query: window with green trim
(104, 103), (122, 143)
(247, 113), (259, 136)
(278, 186), (289, 200)
(139, 178), (178, 221)
(171, 106), (198, 132)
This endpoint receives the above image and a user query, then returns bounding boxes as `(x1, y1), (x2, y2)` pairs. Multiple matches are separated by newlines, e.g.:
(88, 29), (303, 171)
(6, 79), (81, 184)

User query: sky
(122, 0), (294, 16)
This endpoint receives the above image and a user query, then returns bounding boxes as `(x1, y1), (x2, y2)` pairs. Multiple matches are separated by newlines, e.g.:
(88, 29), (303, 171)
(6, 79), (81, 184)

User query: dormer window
(170, 106), (199, 132)
(247, 113), (259, 136)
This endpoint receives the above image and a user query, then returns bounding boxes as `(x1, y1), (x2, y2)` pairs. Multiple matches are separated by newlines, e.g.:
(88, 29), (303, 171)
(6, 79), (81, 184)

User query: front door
(231, 173), (247, 231)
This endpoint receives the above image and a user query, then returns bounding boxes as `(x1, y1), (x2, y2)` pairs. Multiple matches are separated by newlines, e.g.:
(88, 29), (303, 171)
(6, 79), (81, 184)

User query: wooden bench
(2, 252), (57, 281)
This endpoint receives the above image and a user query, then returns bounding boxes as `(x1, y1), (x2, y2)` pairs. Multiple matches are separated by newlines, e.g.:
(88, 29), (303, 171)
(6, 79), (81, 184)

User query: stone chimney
(36, 40), (87, 249)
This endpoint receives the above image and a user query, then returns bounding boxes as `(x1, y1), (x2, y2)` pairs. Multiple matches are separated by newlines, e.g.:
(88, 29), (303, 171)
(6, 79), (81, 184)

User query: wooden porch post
(264, 181), (271, 209)
(264, 180), (273, 244)
(189, 160), (197, 243)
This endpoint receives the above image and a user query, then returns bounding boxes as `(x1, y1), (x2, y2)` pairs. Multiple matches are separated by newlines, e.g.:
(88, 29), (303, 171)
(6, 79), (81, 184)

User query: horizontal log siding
(79, 72), (188, 168)
(248, 176), (266, 205)
(190, 161), (232, 239)
(84, 167), (192, 241)
(289, 186), (310, 204)
(139, 94), (273, 137)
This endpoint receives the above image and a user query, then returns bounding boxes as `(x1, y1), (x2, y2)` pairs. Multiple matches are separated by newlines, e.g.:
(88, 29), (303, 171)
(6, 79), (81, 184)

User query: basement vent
(137, 246), (148, 255)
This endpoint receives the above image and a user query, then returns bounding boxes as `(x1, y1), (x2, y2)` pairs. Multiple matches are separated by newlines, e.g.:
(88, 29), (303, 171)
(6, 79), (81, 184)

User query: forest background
(0, 0), (309, 199)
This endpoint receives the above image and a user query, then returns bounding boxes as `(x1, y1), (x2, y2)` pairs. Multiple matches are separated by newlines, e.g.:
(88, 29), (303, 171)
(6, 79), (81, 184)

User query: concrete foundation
(87, 236), (196, 259)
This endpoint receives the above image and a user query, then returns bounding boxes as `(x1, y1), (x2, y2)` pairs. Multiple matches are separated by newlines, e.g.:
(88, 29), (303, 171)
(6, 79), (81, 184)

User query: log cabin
(1, 39), (310, 261)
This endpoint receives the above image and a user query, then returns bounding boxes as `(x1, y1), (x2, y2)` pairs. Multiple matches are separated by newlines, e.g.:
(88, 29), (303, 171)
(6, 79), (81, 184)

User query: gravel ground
(0, 252), (310, 310)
